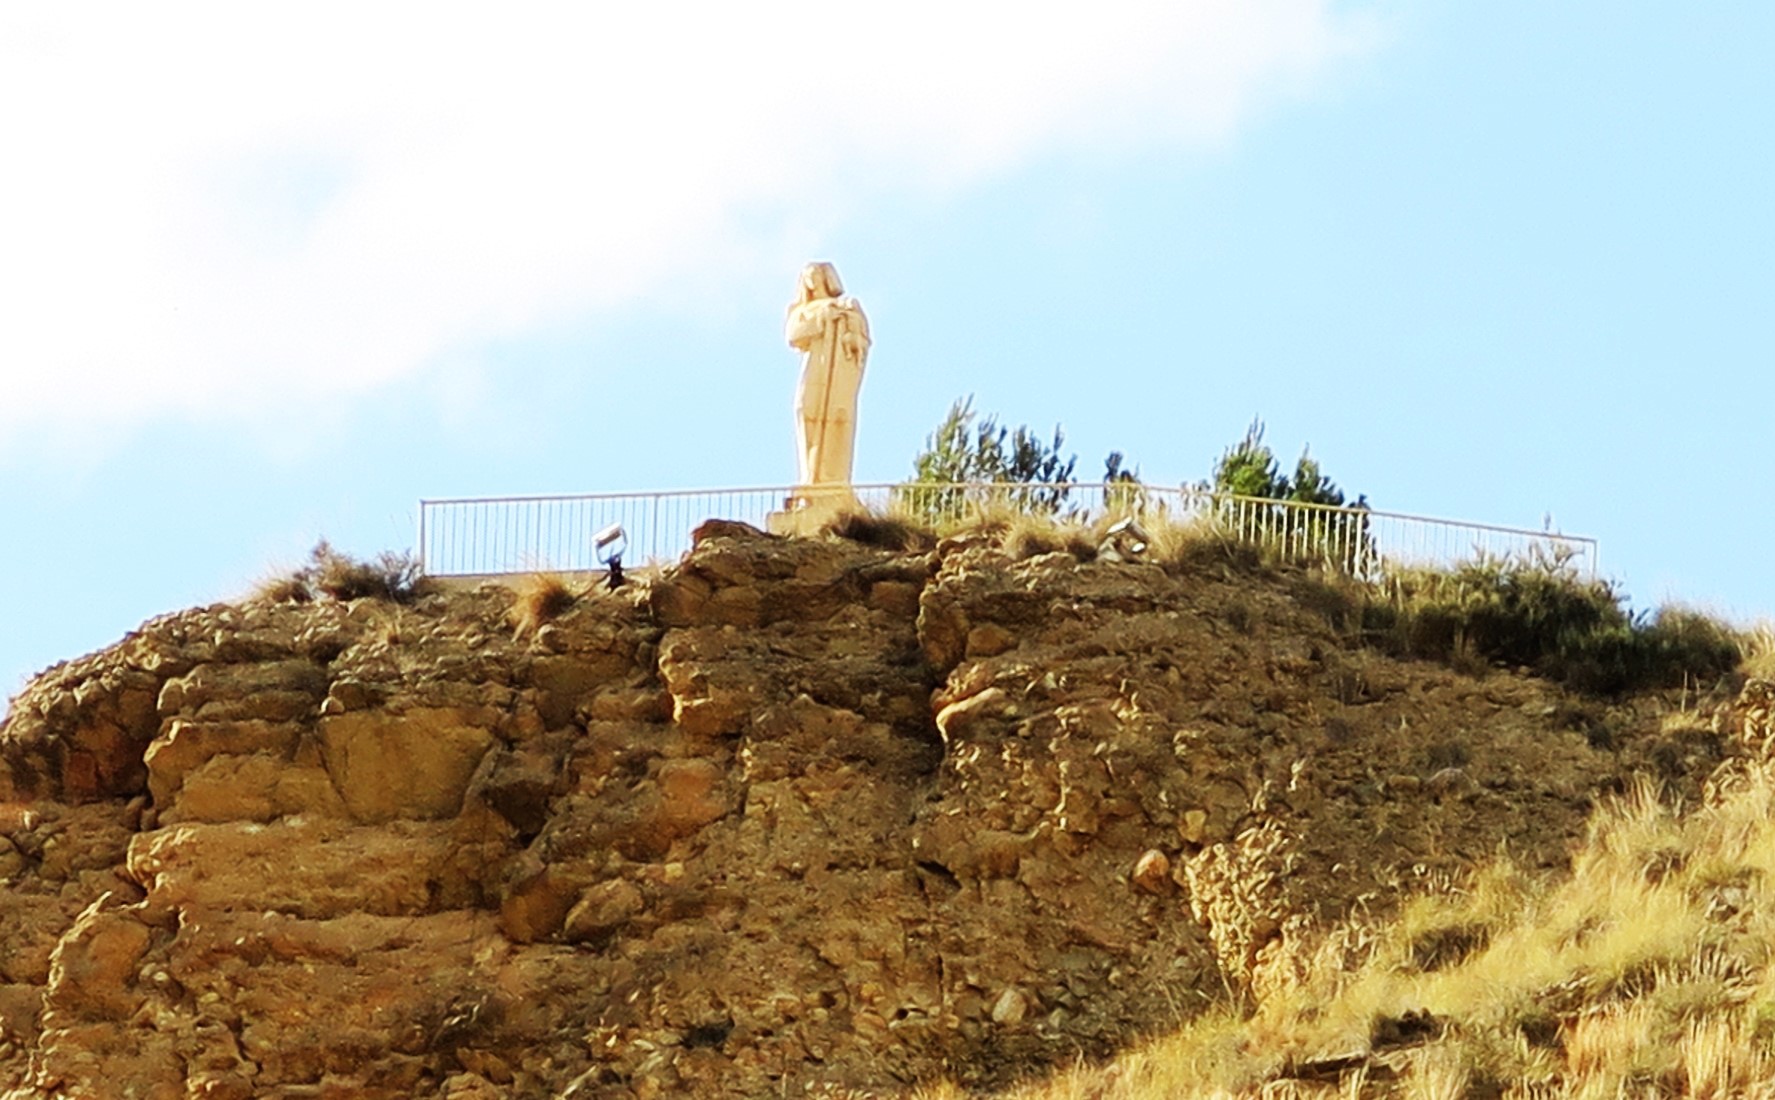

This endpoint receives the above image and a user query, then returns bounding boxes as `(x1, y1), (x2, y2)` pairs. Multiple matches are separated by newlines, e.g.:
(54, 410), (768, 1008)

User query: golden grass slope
(930, 683), (1775, 1100)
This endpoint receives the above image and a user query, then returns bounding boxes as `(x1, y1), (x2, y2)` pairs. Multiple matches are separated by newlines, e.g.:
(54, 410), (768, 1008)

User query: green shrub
(1210, 418), (1350, 508)
(902, 396), (1079, 520)
(1206, 419), (1375, 573)
(1554, 607), (1743, 696)
(1365, 550), (1739, 695)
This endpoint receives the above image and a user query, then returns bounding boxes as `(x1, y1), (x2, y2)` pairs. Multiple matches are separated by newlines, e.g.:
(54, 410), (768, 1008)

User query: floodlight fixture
(1100, 517), (1150, 561)
(595, 524), (627, 588)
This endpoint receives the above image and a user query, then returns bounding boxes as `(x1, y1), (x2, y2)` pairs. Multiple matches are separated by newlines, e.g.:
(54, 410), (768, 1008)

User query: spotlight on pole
(595, 524), (627, 589)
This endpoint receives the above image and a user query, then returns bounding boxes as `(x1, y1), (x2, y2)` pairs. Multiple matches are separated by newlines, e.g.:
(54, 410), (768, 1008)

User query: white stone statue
(786, 261), (870, 503)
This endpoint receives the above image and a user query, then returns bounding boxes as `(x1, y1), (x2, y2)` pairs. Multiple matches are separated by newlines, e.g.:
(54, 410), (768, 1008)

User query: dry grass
(813, 500), (1762, 702)
(509, 572), (579, 638)
(999, 511), (1097, 562)
(251, 540), (432, 605)
(1145, 515), (1269, 575)
(820, 506), (938, 552)
(253, 574), (313, 605)
(307, 541), (430, 602)
(765, 499), (938, 550)
(958, 504), (1268, 572)
(943, 763), (1775, 1099)
(815, 499), (1102, 561)
(1742, 621), (1775, 682)
(810, 497), (1312, 576)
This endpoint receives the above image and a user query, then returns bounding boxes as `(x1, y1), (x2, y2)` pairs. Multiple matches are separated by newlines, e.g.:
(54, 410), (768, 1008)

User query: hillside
(934, 685), (1775, 1100)
(0, 521), (1738, 1099)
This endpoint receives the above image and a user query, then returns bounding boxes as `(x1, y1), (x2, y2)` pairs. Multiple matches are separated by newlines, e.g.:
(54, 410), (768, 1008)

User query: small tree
(1103, 450), (1146, 514)
(1209, 419), (1370, 572)
(1285, 451), (1345, 508)
(1210, 418), (1351, 505)
(903, 396), (1080, 519)
(1211, 419), (1288, 500)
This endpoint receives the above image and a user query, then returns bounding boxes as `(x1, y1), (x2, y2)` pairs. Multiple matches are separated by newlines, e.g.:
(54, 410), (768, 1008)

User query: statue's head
(798, 262), (844, 302)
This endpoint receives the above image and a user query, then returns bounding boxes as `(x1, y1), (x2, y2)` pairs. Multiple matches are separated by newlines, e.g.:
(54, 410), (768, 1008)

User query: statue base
(765, 487), (857, 536)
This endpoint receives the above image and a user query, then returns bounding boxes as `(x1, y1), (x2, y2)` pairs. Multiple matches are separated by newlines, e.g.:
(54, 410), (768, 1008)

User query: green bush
(1365, 549), (1740, 695)
(903, 396), (1079, 519)
(1208, 419), (1374, 573)
(1210, 418), (1349, 507)
(898, 395), (1165, 526)
(1553, 607), (1744, 696)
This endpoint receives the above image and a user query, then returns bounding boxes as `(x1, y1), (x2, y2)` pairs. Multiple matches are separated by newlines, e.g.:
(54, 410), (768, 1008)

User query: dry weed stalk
(510, 572), (578, 638)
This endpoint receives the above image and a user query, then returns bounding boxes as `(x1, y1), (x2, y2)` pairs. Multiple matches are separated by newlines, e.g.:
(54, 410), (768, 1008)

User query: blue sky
(3, 2), (1772, 696)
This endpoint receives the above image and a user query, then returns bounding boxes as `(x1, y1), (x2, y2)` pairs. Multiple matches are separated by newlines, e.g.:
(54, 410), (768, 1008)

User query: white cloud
(0, 2), (1379, 456)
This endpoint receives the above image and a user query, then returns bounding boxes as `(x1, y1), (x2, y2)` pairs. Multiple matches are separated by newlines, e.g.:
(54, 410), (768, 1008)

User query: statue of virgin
(786, 262), (870, 501)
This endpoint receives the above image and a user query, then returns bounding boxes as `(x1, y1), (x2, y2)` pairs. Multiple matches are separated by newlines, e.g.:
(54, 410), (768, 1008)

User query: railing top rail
(1202, 492), (1596, 546)
(419, 482), (1594, 548)
(419, 480), (1155, 506)
(419, 482), (959, 507)
(419, 487), (795, 506)
(416, 482), (1597, 580)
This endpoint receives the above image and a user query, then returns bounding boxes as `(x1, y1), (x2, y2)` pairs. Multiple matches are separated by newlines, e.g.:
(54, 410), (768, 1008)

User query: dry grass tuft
(1399, 1046), (1470, 1100)
(253, 574), (313, 605)
(929, 496), (1021, 540)
(944, 507), (1251, 567)
(1001, 511), (1096, 562)
(510, 572), (579, 638)
(307, 540), (431, 603)
(251, 540), (432, 605)
(1743, 621), (1775, 682)
(895, 499), (1103, 562)
(821, 506), (937, 552)
(1679, 1015), (1768, 1098)
(1141, 514), (1264, 575)
(811, 498), (1283, 576)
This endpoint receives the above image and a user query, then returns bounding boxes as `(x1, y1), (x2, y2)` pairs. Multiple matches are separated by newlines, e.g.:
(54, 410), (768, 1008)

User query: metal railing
(418, 482), (1597, 581)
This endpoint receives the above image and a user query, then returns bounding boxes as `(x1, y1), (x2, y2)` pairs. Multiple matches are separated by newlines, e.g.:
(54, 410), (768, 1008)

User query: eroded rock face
(0, 527), (1710, 1098)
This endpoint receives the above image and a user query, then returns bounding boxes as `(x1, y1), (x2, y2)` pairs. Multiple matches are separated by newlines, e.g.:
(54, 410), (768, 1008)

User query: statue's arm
(786, 302), (828, 349)
(843, 299), (871, 350)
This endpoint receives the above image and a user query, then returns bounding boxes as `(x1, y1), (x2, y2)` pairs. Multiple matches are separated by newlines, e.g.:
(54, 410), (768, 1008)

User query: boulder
(42, 898), (151, 1021)
(317, 709), (495, 822)
(562, 879), (646, 944)
(126, 820), (475, 918)
(144, 719), (301, 807)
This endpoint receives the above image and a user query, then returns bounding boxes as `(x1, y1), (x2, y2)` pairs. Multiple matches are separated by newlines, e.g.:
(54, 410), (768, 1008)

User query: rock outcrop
(0, 524), (1713, 1098)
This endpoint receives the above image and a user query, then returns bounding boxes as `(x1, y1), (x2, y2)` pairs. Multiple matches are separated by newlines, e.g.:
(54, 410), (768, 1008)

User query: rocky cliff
(0, 524), (1716, 1099)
